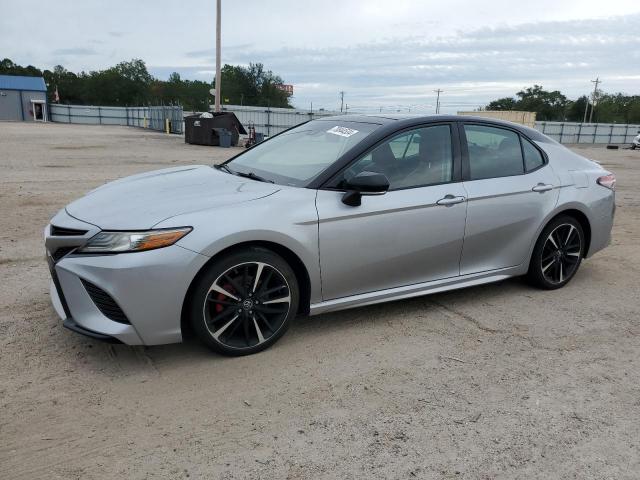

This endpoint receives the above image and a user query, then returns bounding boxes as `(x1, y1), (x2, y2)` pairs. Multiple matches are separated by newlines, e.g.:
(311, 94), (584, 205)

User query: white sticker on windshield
(327, 126), (359, 137)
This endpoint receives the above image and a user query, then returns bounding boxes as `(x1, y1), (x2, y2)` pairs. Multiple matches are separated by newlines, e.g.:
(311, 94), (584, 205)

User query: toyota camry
(45, 115), (616, 355)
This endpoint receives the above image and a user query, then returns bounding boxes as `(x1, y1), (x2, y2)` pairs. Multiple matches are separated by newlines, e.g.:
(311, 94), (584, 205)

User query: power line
(434, 89), (443, 114)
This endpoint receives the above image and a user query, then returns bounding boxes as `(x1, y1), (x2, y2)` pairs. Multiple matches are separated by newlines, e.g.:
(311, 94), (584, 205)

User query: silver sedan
(45, 115), (616, 355)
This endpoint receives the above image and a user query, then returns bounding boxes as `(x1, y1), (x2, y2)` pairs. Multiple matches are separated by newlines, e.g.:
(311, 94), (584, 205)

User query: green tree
(1, 57), (293, 110)
(0, 58), (43, 77)
(486, 97), (517, 111)
(593, 93), (640, 123)
(514, 85), (569, 121)
(565, 95), (589, 122)
(216, 62), (292, 108)
(80, 59), (153, 105)
(486, 85), (572, 121)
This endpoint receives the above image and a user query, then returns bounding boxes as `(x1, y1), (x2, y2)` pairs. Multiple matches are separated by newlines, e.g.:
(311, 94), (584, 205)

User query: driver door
(316, 124), (468, 300)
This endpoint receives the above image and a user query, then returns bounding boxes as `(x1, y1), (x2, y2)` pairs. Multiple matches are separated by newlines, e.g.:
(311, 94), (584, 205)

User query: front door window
(337, 124), (454, 190)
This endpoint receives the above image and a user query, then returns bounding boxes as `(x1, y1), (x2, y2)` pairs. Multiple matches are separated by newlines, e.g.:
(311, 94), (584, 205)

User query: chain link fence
(50, 104), (184, 134)
(48, 103), (639, 145)
(535, 121), (640, 144)
(197, 108), (639, 145)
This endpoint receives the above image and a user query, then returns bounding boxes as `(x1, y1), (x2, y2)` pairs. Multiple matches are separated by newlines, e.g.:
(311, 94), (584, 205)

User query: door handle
(532, 183), (554, 193)
(436, 195), (466, 206)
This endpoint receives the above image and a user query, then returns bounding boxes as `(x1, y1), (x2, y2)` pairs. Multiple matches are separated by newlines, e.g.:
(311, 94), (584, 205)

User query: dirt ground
(1, 123), (639, 480)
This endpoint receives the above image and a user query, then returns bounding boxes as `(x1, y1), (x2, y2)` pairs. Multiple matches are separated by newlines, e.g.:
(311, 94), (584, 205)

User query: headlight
(77, 227), (192, 253)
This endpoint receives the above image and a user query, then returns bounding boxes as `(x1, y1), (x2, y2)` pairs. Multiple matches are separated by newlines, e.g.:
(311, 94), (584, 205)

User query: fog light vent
(81, 279), (130, 324)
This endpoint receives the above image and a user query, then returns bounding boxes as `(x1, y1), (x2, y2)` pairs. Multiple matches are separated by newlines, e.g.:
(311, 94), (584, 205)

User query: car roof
(315, 114), (551, 143)
(314, 115), (398, 124)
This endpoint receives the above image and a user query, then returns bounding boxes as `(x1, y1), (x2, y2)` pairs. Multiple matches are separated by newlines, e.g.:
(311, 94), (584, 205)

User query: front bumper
(48, 273), (120, 343)
(46, 210), (209, 345)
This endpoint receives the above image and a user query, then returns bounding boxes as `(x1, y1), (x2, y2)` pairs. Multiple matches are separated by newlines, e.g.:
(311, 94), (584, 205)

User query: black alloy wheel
(190, 248), (299, 355)
(528, 216), (584, 289)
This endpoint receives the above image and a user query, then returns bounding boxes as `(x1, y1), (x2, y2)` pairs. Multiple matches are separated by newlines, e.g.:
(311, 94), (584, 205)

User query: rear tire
(527, 215), (584, 290)
(189, 247), (299, 356)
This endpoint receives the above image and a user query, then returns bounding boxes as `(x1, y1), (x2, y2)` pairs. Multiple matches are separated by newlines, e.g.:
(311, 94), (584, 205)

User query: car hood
(66, 165), (280, 229)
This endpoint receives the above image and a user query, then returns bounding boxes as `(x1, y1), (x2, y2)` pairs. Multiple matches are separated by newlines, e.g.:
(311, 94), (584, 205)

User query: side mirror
(341, 171), (390, 206)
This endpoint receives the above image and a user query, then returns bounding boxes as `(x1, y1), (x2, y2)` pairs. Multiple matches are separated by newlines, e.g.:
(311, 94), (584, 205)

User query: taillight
(597, 173), (616, 191)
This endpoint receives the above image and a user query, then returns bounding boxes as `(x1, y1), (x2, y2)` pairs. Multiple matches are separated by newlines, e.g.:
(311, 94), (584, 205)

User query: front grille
(81, 280), (130, 324)
(50, 225), (88, 236)
(51, 246), (76, 262)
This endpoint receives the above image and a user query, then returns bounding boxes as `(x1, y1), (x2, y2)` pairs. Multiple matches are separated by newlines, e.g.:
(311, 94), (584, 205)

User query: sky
(1, 0), (639, 113)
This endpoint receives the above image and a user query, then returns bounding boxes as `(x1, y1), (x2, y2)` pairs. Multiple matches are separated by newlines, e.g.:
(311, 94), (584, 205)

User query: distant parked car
(45, 115), (616, 355)
(632, 131), (640, 149)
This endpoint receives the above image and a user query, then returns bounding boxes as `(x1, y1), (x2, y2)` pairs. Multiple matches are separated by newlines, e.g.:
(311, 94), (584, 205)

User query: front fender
(155, 188), (322, 303)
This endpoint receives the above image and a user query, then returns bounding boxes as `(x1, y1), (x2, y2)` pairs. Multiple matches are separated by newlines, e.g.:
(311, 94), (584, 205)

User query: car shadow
(76, 276), (534, 375)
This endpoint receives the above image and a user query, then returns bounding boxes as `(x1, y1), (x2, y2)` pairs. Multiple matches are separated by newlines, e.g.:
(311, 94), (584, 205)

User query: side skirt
(309, 265), (524, 316)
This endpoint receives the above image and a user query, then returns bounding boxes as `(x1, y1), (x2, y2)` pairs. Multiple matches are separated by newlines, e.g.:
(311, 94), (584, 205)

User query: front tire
(527, 216), (585, 290)
(189, 247), (299, 356)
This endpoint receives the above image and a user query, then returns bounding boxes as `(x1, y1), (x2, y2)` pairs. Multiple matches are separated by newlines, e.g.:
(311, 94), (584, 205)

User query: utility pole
(588, 77), (601, 124)
(340, 91), (345, 113)
(214, 0), (222, 112)
(434, 89), (443, 114)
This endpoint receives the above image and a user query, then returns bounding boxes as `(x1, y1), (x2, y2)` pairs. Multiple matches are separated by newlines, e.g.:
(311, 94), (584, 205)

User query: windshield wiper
(214, 164), (235, 174)
(214, 164), (273, 183)
(233, 171), (274, 183)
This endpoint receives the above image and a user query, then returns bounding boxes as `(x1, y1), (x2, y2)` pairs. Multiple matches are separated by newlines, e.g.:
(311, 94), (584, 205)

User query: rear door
(459, 123), (560, 275)
(316, 123), (468, 300)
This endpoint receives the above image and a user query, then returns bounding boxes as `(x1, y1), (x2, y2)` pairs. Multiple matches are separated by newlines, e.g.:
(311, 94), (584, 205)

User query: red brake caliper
(215, 283), (235, 313)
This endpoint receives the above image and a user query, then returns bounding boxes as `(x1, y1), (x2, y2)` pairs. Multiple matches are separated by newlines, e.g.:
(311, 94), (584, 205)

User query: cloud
(3, 0), (638, 112)
(51, 47), (98, 56)
(193, 13), (639, 111)
(185, 44), (255, 60)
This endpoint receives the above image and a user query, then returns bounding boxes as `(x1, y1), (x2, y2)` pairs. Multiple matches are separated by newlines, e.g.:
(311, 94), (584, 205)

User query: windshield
(226, 120), (380, 186)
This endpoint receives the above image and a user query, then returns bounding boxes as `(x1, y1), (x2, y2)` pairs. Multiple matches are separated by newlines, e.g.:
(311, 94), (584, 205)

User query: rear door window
(464, 125), (524, 180)
(522, 137), (545, 171)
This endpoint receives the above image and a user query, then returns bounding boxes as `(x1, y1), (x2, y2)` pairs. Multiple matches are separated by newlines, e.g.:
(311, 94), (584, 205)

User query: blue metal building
(0, 75), (48, 122)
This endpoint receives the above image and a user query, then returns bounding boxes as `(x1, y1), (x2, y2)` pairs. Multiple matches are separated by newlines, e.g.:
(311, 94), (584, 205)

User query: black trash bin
(184, 112), (247, 146)
(184, 117), (210, 145)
